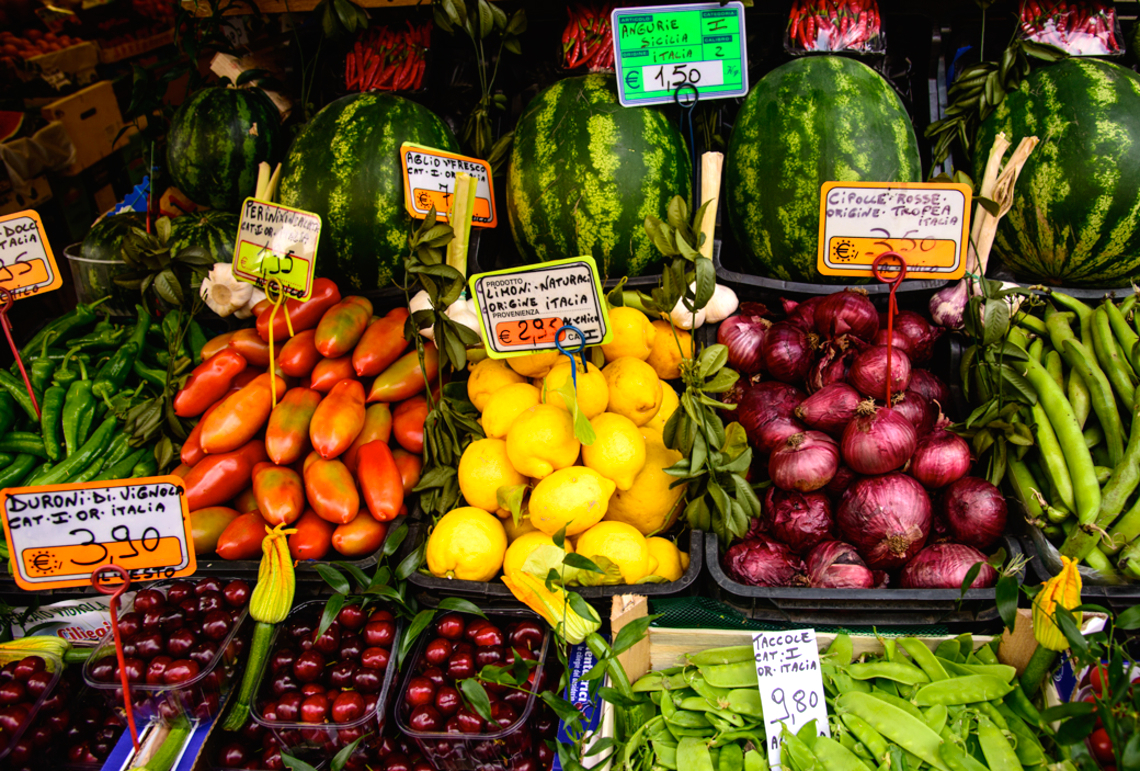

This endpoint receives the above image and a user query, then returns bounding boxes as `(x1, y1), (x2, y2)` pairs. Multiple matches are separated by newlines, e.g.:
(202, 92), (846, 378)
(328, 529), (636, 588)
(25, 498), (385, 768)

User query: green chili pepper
(0, 433), (47, 458)
(66, 326), (127, 351)
(0, 393), (16, 439)
(100, 433), (132, 469)
(70, 455), (107, 484)
(18, 296), (109, 361)
(92, 341), (139, 402)
(132, 454), (157, 477)
(63, 378), (94, 457)
(25, 416), (117, 487)
(0, 454), (38, 488)
(40, 385), (66, 461)
(92, 448), (149, 482)
(0, 370), (40, 422)
(0, 453), (10, 466)
(132, 359), (166, 388)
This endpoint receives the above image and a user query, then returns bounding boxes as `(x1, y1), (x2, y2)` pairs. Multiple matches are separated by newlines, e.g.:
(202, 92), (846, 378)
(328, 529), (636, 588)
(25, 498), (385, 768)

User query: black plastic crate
(706, 532), (1024, 627)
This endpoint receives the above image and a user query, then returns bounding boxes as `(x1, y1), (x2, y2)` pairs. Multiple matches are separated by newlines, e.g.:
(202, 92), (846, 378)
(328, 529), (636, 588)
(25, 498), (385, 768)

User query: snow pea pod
(939, 735), (989, 771)
(865, 690), (924, 721)
(655, 742), (678, 769)
(719, 743), (744, 771)
(848, 660), (929, 685)
(812, 734), (875, 771)
(898, 638), (949, 682)
(703, 662), (758, 689)
(923, 704), (948, 735)
(744, 750), (767, 771)
(840, 714), (888, 761)
(688, 645), (754, 666)
(677, 737), (715, 771)
(977, 715), (1023, 771)
(727, 689), (764, 720)
(780, 726), (822, 771)
(827, 634), (854, 666)
(914, 675), (1012, 706)
(834, 692), (950, 771)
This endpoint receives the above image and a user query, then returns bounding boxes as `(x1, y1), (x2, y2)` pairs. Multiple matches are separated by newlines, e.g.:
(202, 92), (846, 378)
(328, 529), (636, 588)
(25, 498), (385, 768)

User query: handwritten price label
(816, 181), (972, 279)
(752, 629), (829, 767)
(233, 198), (321, 301)
(400, 143), (497, 228)
(0, 210), (63, 300)
(0, 477), (196, 591)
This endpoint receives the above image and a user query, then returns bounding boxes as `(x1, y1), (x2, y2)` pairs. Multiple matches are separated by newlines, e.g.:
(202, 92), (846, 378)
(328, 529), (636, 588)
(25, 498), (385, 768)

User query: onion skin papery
(909, 429), (971, 489)
(900, 543), (997, 589)
(769, 431), (840, 493)
(841, 400), (917, 475)
(837, 472), (931, 570)
(722, 535), (808, 587)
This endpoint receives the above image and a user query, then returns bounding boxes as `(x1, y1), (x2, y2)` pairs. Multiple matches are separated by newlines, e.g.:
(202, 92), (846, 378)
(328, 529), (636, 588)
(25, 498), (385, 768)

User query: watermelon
(169, 210), (239, 263)
(82, 211), (146, 262)
(976, 59), (1140, 287)
(725, 57), (923, 283)
(79, 211), (147, 312)
(167, 87), (284, 212)
(277, 93), (459, 291)
(506, 74), (692, 278)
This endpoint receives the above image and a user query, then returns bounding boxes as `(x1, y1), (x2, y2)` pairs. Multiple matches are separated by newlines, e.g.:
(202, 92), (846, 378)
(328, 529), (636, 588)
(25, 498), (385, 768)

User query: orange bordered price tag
(469, 256), (611, 358)
(0, 210), (63, 299)
(0, 476), (196, 591)
(817, 181), (971, 280)
(233, 198), (321, 301)
(400, 143), (497, 228)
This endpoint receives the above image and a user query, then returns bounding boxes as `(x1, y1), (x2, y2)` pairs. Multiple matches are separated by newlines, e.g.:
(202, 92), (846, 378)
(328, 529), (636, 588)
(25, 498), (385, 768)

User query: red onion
(765, 488), (834, 554)
(807, 336), (862, 392)
(841, 400), (917, 475)
(909, 429), (971, 489)
(807, 541), (888, 589)
(837, 473), (932, 569)
(929, 280), (969, 330)
(849, 345), (912, 400)
(872, 328), (914, 355)
(908, 370), (951, 411)
(762, 322), (814, 384)
(718, 312), (770, 376)
(893, 311), (942, 362)
(769, 431), (839, 492)
(827, 465), (858, 496)
(815, 289), (879, 342)
(892, 390), (936, 436)
(795, 384), (862, 436)
(941, 477), (1007, 550)
(722, 536), (807, 587)
(783, 296), (824, 331)
(900, 543), (997, 589)
(739, 381), (807, 453)
(930, 513), (952, 542)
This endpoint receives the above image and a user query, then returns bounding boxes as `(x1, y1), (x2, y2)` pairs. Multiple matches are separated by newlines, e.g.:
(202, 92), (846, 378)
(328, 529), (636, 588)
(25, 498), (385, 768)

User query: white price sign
(752, 630), (829, 767)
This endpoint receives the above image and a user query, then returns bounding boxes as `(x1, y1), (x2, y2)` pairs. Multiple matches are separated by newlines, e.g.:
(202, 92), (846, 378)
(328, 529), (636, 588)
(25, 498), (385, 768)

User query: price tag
(469, 256), (612, 358)
(752, 629), (829, 767)
(0, 210), (63, 300)
(817, 181), (972, 279)
(612, 2), (749, 107)
(233, 198), (321, 301)
(0, 477), (196, 591)
(400, 143), (497, 228)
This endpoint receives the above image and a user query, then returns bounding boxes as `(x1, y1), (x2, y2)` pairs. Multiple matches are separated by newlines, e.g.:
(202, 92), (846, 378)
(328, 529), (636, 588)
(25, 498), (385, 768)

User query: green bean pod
(1026, 337), (1044, 363)
(1044, 350), (1064, 388)
(1106, 299), (1140, 376)
(1007, 458), (1046, 523)
(1117, 538), (1140, 580)
(1027, 402), (1075, 512)
(1092, 305), (1135, 408)
(1104, 491), (1140, 554)
(1048, 305), (1123, 463)
(977, 715), (1023, 771)
(1067, 369), (1091, 428)
(1016, 314), (1049, 335)
(834, 692), (950, 771)
(1066, 400), (1140, 558)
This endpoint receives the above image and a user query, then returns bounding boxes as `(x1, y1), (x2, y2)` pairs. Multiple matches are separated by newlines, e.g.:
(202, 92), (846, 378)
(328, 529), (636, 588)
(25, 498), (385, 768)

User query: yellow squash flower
(1032, 555), (1083, 652)
(501, 571), (600, 645)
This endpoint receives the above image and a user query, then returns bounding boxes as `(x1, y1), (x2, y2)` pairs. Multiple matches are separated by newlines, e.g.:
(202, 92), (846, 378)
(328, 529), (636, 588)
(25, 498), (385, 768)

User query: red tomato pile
(175, 278), (430, 562)
(1082, 664), (1140, 770)
(0, 29), (84, 60)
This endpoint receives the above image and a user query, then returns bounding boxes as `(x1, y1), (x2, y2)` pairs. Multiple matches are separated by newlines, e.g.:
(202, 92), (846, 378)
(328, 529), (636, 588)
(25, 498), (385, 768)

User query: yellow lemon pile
(426, 306), (690, 585)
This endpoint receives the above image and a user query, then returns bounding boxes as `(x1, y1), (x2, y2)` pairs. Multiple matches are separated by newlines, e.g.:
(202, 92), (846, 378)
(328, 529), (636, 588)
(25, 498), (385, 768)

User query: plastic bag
(563, 3), (616, 72)
(786, 0), (884, 54)
(1018, 0), (1122, 56)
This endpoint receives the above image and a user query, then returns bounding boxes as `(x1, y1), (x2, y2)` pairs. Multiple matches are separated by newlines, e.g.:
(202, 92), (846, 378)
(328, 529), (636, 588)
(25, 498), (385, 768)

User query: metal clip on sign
(91, 564), (141, 749)
(872, 251), (908, 405)
(0, 287), (40, 419)
(555, 324), (589, 389)
(674, 83), (700, 181)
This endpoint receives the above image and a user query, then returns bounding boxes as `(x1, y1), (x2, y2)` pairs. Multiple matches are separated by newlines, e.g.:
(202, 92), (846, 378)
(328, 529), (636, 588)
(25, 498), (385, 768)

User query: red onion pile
(718, 288), (1003, 591)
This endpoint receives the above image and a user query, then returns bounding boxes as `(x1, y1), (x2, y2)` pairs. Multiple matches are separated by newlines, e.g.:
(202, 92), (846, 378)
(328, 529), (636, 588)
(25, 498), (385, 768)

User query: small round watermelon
(725, 56), (923, 283)
(167, 87), (284, 211)
(168, 210), (239, 263)
(79, 211), (147, 312)
(976, 59), (1140, 287)
(277, 93), (459, 291)
(82, 211), (146, 262)
(506, 74), (692, 278)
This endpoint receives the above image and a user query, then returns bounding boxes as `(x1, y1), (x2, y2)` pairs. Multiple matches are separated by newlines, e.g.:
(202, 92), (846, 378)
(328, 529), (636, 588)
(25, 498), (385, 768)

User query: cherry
(408, 704), (442, 732)
(166, 628), (198, 657)
(288, 620), (315, 641)
(223, 579), (251, 607)
(412, 762), (434, 771)
(133, 589), (166, 613)
(364, 693), (379, 714)
(502, 688), (530, 713)
(293, 650), (325, 683)
(451, 641), (475, 658)
(508, 621), (545, 652)
(163, 659), (200, 685)
(120, 657), (145, 683)
(300, 694), (329, 723)
(189, 640), (220, 668)
(276, 692), (302, 721)
(159, 607), (186, 633)
(271, 673), (298, 697)
(385, 752), (412, 771)
(471, 625), (504, 648)
(117, 612), (141, 638)
(446, 651), (476, 680)
(491, 701), (519, 731)
(328, 661), (357, 689)
(464, 619), (491, 641)
(195, 577), (224, 595)
(263, 746), (285, 771)
(512, 756), (539, 771)
(46, 708), (71, 734)
(0, 704), (29, 732)
(271, 648), (298, 673)
(90, 657), (116, 683)
(533, 711), (555, 735)
(424, 638), (452, 666)
(405, 676), (436, 708)
(435, 685), (461, 716)
(339, 724), (365, 744)
(119, 638), (139, 659)
(301, 682), (326, 697)
(0, 680), (25, 705)
(353, 668), (382, 694)
(219, 742), (248, 767)
(141, 609), (163, 629)
(360, 647), (390, 671)
(331, 691), (367, 723)
(134, 631), (166, 660)
(202, 609), (233, 641)
(537, 742), (555, 768)
(363, 620), (396, 648)
(337, 604), (367, 631)
(146, 656), (173, 685)
(313, 624), (341, 655)
(421, 666), (445, 688)
(455, 707), (484, 734)
(435, 613), (465, 641)
(13, 656), (44, 682)
(179, 600), (200, 622)
(197, 590), (225, 614)
(8, 739), (32, 764)
(476, 646), (504, 668)
(338, 632), (363, 662)
(369, 608), (395, 623)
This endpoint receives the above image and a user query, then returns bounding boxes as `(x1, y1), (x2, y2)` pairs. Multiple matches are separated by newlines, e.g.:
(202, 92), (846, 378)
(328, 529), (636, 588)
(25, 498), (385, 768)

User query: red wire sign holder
(91, 564), (141, 750)
(0, 287), (40, 419)
(872, 251), (908, 405)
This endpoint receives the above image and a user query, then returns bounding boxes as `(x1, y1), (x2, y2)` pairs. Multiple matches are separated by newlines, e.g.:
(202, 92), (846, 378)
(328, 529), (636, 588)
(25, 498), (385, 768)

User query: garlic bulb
(234, 287), (267, 319)
(408, 291), (483, 341)
(704, 283), (740, 324)
(200, 263), (253, 317)
(670, 284), (707, 330)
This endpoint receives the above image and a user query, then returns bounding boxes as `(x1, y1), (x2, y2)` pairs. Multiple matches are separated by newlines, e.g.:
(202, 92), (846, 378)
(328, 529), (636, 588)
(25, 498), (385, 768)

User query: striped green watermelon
(976, 59), (1140, 287)
(169, 210), (239, 263)
(277, 93), (459, 291)
(506, 74), (691, 278)
(82, 211), (146, 262)
(725, 57), (922, 283)
(166, 88), (284, 211)
(80, 211), (147, 312)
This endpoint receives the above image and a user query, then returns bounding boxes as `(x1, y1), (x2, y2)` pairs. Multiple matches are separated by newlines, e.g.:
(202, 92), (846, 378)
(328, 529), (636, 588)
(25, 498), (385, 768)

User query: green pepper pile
(0, 298), (204, 492)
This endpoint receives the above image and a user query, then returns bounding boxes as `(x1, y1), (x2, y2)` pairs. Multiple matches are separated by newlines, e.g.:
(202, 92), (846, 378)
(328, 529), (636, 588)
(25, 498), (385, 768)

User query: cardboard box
(40, 81), (134, 173)
(0, 176), (52, 216)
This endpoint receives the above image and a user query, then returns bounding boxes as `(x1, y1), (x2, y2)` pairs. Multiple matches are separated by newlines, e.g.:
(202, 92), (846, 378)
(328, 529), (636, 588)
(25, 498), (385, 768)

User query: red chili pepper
(413, 58), (426, 89)
(361, 56), (379, 91)
(806, 13), (817, 48)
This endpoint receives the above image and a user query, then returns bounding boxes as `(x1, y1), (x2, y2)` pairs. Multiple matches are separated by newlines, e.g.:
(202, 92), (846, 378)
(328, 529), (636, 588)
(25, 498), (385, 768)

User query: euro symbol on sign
(498, 329), (512, 345)
(31, 551), (54, 573)
(416, 191), (433, 209)
(625, 70), (640, 90)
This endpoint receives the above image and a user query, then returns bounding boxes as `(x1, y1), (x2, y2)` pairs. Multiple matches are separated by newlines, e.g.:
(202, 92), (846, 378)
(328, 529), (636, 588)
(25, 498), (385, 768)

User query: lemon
(647, 537), (687, 582)
(645, 320), (692, 380)
(600, 307), (656, 362)
(542, 361), (609, 419)
(603, 357), (663, 426)
(467, 358), (526, 412)
(481, 383), (541, 439)
(605, 428), (686, 535)
(680, 551), (691, 571)
(529, 466), (616, 536)
(582, 413), (646, 491)
(505, 404), (581, 479)
(575, 521), (657, 583)
(645, 383), (680, 434)
(504, 515), (538, 542)
(502, 531), (573, 578)
(458, 439), (528, 514)
(425, 507), (507, 581)
(506, 350), (562, 379)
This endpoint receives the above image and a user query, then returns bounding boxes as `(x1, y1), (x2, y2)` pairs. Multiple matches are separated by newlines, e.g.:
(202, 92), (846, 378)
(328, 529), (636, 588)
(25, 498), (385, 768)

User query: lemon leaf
(496, 483), (528, 525)
(554, 375), (596, 445)
(720, 422), (749, 462)
(577, 555), (624, 586)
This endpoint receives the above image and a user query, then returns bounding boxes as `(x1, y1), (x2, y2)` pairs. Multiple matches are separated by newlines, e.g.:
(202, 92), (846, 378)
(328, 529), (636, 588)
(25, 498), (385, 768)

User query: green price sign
(233, 198), (321, 301)
(612, 2), (748, 107)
